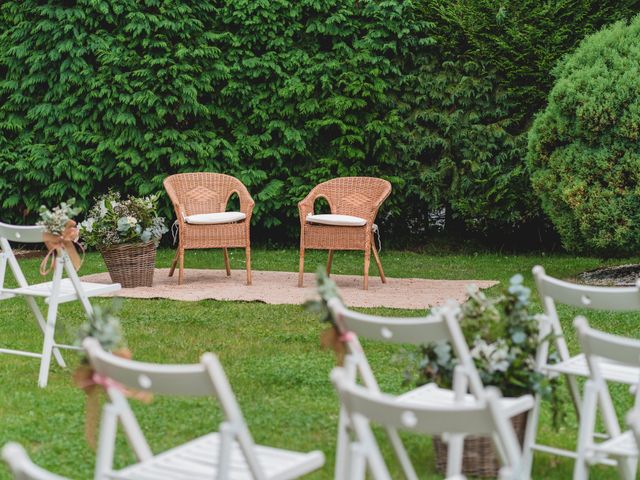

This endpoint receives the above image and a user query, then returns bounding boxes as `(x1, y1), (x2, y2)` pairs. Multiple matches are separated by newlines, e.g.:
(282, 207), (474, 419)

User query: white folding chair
(1, 442), (67, 480)
(330, 366), (526, 480)
(573, 316), (640, 479)
(524, 265), (640, 473)
(83, 337), (325, 480)
(0, 221), (121, 387)
(326, 298), (534, 480)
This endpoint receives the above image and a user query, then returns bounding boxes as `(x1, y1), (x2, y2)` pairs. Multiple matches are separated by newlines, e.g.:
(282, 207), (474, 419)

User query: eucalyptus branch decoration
(73, 300), (151, 449)
(305, 267), (351, 365)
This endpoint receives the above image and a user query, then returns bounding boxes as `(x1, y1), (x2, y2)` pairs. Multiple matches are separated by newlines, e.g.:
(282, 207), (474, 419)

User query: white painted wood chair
(330, 366), (526, 480)
(524, 266), (640, 474)
(326, 298), (534, 480)
(83, 338), (325, 480)
(1, 442), (67, 480)
(572, 316), (640, 479)
(0, 222), (120, 387)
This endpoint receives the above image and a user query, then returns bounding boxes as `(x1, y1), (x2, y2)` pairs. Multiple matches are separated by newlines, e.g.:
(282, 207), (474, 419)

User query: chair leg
(363, 249), (370, 290)
(298, 247), (305, 287)
(245, 246), (252, 285)
(327, 250), (334, 276)
(520, 394), (542, 478)
(371, 237), (386, 284)
(178, 248), (185, 285)
(223, 248), (231, 276)
(169, 249), (179, 277)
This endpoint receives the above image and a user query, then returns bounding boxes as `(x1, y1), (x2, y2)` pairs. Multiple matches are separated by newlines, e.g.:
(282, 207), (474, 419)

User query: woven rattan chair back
(163, 173), (254, 285)
(298, 177), (391, 290)
(308, 177), (391, 219)
(164, 173), (249, 217)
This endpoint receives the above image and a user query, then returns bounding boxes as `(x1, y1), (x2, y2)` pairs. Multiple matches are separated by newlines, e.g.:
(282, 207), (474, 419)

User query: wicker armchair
(163, 173), (254, 285)
(298, 177), (391, 290)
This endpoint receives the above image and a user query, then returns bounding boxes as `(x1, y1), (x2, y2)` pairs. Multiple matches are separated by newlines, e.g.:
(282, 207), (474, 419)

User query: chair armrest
(236, 185), (255, 222)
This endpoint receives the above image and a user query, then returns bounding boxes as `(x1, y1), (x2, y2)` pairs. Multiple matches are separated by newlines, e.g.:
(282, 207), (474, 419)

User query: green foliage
(527, 15), (640, 255)
(404, 274), (558, 401)
(401, 0), (640, 233)
(0, 0), (432, 240)
(37, 198), (81, 235)
(1, 0), (638, 243)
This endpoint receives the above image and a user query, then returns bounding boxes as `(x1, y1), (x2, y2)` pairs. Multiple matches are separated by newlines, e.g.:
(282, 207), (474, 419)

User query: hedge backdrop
(1, 0), (638, 247)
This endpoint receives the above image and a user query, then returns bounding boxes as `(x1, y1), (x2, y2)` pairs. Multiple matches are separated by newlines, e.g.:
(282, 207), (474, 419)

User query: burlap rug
(81, 269), (497, 309)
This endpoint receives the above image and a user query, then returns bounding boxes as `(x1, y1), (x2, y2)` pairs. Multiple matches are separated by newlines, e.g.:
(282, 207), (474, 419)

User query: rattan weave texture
(164, 173), (254, 285)
(100, 241), (156, 288)
(298, 177), (391, 290)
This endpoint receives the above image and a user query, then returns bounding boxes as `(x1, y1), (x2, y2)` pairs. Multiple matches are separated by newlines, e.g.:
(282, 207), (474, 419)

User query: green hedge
(1, 0), (638, 244)
(527, 15), (640, 255)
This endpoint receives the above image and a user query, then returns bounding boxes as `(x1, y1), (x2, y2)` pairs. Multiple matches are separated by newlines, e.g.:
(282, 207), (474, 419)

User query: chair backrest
(1, 443), (67, 480)
(0, 222), (45, 245)
(312, 177), (391, 220)
(83, 338), (264, 479)
(163, 173), (251, 216)
(327, 298), (485, 396)
(331, 367), (522, 477)
(574, 316), (640, 371)
(532, 265), (640, 367)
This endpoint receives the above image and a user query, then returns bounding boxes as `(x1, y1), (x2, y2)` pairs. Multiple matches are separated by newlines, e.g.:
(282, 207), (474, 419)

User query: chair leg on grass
(327, 250), (334, 276)
(298, 247), (305, 287)
(223, 248), (231, 276)
(169, 249), (179, 277)
(178, 248), (185, 285)
(371, 238), (386, 284)
(245, 246), (252, 285)
(363, 249), (370, 290)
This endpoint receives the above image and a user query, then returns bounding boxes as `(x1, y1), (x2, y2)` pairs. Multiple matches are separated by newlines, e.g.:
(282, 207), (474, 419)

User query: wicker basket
(100, 242), (156, 288)
(433, 411), (528, 478)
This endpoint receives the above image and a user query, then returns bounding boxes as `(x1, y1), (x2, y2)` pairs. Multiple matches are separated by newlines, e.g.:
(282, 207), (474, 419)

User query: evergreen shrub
(527, 15), (640, 254)
(1, 0), (638, 245)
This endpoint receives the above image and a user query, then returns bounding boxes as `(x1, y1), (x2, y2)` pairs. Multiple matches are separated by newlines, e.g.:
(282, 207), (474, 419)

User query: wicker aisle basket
(99, 242), (156, 288)
(433, 411), (527, 478)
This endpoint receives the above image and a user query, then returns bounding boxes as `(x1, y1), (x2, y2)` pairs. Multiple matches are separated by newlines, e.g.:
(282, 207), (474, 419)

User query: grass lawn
(1, 246), (639, 479)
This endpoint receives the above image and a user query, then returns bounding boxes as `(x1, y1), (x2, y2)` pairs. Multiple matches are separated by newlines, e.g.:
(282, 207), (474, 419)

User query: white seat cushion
(306, 213), (366, 227)
(184, 212), (246, 225)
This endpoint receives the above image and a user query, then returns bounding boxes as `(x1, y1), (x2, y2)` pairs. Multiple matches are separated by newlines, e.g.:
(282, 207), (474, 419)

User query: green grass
(1, 247), (640, 479)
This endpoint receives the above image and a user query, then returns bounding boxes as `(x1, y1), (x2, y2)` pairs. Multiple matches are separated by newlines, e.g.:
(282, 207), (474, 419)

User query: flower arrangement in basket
(80, 192), (167, 288)
(403, 274), (560, 477)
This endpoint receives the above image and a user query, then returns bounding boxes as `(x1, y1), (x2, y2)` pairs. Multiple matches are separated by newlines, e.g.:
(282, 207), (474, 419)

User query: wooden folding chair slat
(0, 221), (120, 388)
(331, 367), (526, 480)
(84, 338), (324, 480)
(523, 265), (640, 475)
(572, 317), (640, 479)
(326, 298), (534, 480)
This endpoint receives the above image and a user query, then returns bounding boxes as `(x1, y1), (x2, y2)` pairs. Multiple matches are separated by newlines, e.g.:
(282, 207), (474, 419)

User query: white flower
(126, 216), (137, 226)
(81, 217), (95, 233)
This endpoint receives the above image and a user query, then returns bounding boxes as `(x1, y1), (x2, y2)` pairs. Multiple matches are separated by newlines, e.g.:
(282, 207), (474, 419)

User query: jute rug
(81, 268), (498, 309)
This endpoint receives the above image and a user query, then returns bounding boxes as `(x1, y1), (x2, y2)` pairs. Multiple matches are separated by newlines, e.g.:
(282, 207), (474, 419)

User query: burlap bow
(320, 312), (356, 366)
(73, 349), (153, 450)
(39, 219), (84, 275)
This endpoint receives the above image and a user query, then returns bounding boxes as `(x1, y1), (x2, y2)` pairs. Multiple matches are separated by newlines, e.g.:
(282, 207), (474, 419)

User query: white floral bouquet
(37, 198), (81, 235)
(80, 192), (168, 249)
(404, 275), (559, 403)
